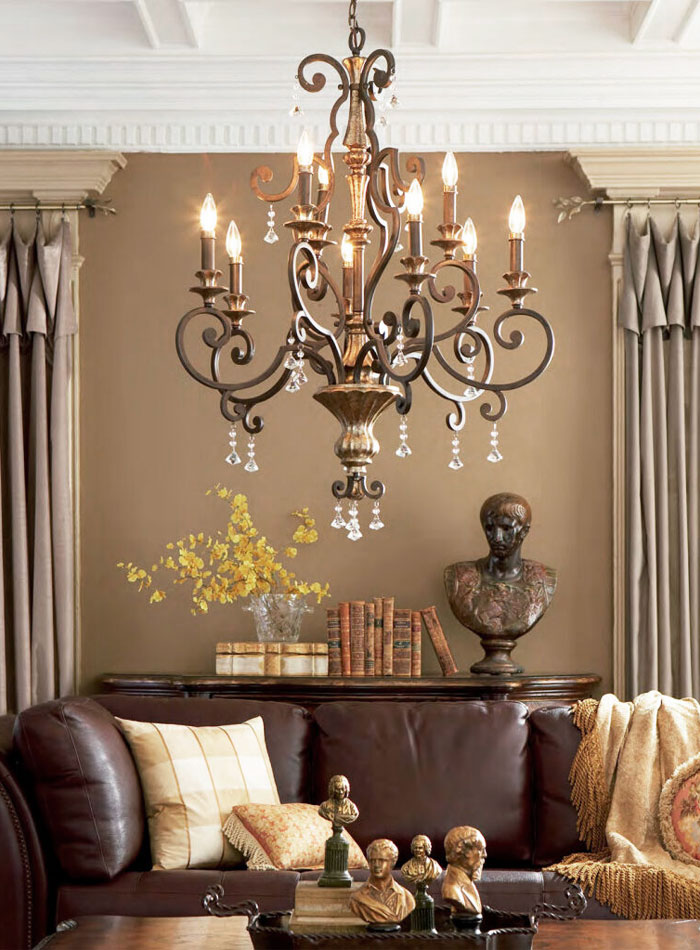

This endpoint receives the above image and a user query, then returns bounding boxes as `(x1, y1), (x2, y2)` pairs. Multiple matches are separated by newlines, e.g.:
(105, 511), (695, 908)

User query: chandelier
(176, 0), (554, 541)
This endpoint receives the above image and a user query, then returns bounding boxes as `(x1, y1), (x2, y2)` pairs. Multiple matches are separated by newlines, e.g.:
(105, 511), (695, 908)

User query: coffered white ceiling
(1, 0), (700, 150)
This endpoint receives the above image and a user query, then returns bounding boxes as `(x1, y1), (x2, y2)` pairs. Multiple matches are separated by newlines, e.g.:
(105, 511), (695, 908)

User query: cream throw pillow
(117, 715), (280, 870)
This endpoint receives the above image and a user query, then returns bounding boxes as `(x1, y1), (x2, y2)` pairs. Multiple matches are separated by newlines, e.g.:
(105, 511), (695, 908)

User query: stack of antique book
(215, 641), (329, 676)
(326, 600), (458, 677)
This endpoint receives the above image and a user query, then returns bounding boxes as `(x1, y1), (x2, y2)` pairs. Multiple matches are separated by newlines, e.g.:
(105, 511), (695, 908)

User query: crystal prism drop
(448, 433), (464, 470)
(225, 426), (241, 466)
(331, 502), (346, 530)
(264, 204), (279, 245)
(346, 502), (362, 541)
(369, 501), (384, 531)
(244, 436), (259, 473)
(487, 424), (503, 463)
(396, 416), (412, 458)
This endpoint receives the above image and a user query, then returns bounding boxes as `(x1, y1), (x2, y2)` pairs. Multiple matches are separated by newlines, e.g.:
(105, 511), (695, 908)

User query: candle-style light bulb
(442, 151), (458, 188)
(509, 195), (526, 235)
(461, 217), (477, 257)
(318, 164), (330, 188)
(296, 129), (315, 169)
(341, 234), (353, 265)
(405, 179), (424, 218)
(225, 220), (242, 261)
(200, 193), (217, 234)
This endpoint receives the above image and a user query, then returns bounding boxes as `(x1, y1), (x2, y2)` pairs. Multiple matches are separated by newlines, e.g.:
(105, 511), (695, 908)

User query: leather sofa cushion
(56, 868), (300, 921)
(15, 697), (145, 881)
(312, 701), (533, 866)
(95, 696), (312, 804)
(529, 706), (585, 866)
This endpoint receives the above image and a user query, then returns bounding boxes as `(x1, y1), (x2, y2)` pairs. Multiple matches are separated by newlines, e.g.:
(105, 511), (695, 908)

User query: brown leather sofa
(0, 695), (616, 949)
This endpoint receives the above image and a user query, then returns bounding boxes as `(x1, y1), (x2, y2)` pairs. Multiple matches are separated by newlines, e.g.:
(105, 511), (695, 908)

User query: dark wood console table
(99, 672), (600, 709)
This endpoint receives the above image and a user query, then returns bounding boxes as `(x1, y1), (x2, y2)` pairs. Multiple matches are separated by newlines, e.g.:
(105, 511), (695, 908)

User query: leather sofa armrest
(0, 715), (50, 949)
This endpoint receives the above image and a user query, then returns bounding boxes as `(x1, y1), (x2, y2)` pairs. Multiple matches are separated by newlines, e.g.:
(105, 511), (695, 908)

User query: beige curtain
(620, 213), (700, 698)
(0, 217), (76, 713)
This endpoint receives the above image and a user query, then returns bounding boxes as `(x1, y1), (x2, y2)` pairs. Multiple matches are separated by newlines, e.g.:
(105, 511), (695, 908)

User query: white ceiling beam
(394, 0), (440, 46)
(630, 0), (663, 45)
(133, 0), (199, 49)
(675, 0), (700, 43)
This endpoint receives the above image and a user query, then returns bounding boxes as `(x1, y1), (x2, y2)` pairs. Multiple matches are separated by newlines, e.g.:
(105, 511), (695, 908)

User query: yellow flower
(119, 490), (329, 613)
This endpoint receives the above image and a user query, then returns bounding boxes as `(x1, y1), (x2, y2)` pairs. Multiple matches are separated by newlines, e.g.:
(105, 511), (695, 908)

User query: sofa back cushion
(95, 696), (312, 804)
(14, 696), (145, 881)
(529, 705), (585, 866)
(312, 700), (533, 866)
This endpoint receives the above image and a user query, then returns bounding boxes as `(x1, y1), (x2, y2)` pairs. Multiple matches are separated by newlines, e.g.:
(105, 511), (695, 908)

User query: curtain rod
(554, 195), (700, 224)
(0, 198), (116, 218)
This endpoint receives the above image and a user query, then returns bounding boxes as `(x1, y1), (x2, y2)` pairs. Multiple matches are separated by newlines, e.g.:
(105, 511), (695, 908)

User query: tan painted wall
(79, 151), (612, 691)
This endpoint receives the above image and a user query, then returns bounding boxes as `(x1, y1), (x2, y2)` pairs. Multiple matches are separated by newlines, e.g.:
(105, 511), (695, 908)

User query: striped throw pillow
(117, 715), (280, 870)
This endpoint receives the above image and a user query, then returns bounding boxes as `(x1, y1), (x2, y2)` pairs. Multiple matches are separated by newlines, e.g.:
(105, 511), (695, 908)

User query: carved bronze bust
(444, 493), (556, 674)
(349, 839), (415, 928)
(441, 826), (487, 917)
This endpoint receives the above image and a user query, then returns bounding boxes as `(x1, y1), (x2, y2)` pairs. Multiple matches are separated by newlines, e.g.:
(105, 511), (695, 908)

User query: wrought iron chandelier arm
(289, 242), (345, 381)
(364, 167), (401, 318)
(415, 356), (508, 424)
(427, 258), (479, 311)
(297, 255), (347, 338)
(355, 294), (435, 390)
(212, 324), (254, 373)
(250, 159), (300, 205)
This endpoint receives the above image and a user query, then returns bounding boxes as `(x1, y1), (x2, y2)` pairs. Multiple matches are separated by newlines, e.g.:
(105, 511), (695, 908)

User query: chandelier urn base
(313, 383), (398, 498)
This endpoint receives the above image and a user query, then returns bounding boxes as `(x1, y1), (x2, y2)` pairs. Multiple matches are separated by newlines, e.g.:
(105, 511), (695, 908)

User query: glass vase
(242, 593), (313, 643)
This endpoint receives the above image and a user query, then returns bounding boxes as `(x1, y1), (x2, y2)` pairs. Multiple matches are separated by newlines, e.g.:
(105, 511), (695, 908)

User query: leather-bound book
(326, 606), (342, 676)
(350, 601), (366, 676)
(339, 602), (351, 675)
(373, 597), (383, 675)
(393, 608), (412, 677)
(420, 606), (458, 676)
(382, 596), (394, 676)
(410, 611), (422, 677)
(364, 601), (375, 676)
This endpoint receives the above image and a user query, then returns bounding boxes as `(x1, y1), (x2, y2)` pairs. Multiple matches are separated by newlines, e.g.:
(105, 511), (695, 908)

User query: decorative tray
(203, 884), (586, 949)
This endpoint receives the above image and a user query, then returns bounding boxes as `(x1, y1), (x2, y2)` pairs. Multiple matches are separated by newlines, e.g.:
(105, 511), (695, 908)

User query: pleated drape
(620, 213), (700, 698)
(0, 218), (76, 712)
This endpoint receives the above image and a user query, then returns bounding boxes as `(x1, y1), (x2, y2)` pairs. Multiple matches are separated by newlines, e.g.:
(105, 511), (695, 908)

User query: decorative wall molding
(0, 150), (126, 200)
(569, 147), (700, 197)
(3, 117), (700, 154)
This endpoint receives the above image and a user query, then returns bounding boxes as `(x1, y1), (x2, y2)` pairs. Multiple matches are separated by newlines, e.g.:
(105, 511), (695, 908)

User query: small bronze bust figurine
(401, 835), (442, 934)
(441, 826), (486, 920)
(444, 492), (557, 674)
(317, 775), (359, 888)
(349, 839), (415, 931)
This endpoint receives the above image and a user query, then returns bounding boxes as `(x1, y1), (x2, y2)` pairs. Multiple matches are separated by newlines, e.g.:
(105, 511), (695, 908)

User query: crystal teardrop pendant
(448, 433), (464, 470)
(331, 502), (346, 529)
(396, 416), (412, 458)
(369, 501), (384, 530)
(225, 426), (241, 466)
(463, 358), (478, 400)
(244, 436), (259, 473)
(264, 204), (279, 244)
(346, 501), (362, 541)
(487, 424), (503, 463)
(393, 326), (408, 367)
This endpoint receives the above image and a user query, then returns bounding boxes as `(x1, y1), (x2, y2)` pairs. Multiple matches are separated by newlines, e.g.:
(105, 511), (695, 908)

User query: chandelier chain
(347, 0), (365, 55)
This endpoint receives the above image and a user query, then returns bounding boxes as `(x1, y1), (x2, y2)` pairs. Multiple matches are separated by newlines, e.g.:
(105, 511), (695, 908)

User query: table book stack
(326, 599), (458, 677)
(215, 641), (329, 676)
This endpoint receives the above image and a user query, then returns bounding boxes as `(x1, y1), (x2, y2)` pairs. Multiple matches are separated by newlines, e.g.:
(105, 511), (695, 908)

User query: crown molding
(0, 149), (126, 200)
(568, 147), (700, 197)
(2, 116), (700, 154)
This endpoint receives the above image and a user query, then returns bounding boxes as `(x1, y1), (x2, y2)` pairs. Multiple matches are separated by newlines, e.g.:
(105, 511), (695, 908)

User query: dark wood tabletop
(35, 916), (700, 949)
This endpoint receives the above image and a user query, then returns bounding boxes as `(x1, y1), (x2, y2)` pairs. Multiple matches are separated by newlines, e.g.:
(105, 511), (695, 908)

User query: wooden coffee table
(35, 915), (700, 948)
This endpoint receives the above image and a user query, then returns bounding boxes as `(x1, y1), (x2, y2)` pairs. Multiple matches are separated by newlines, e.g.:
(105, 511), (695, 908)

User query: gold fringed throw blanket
(547, 691), (700, 919)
